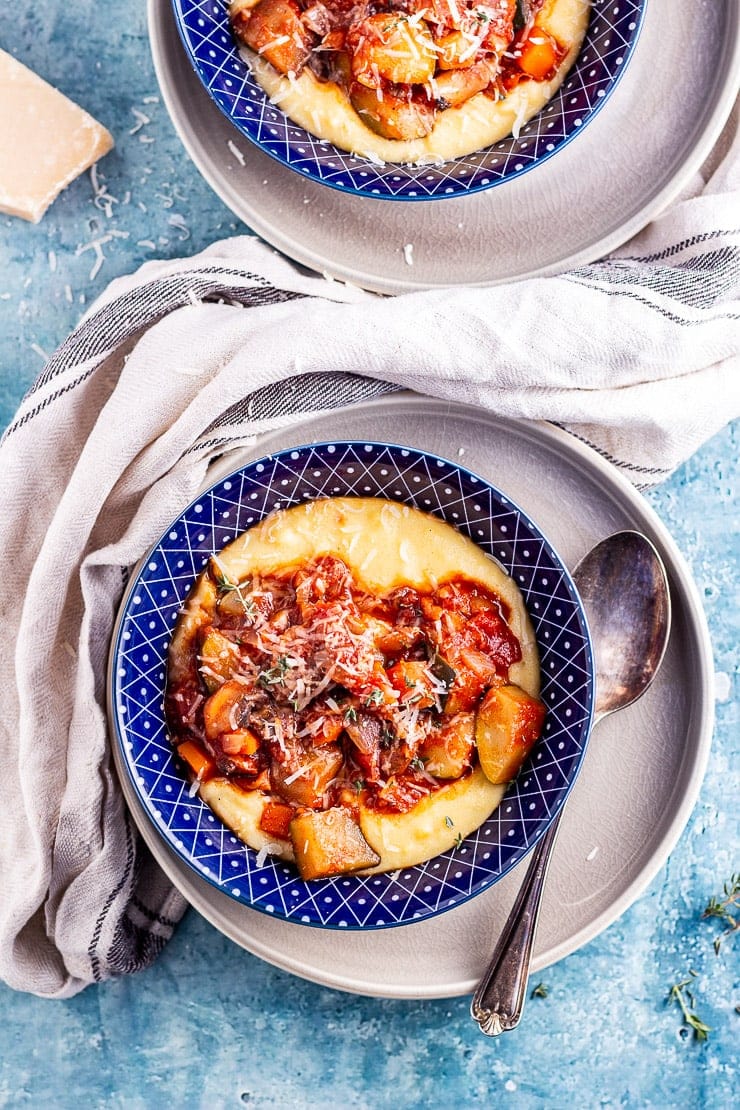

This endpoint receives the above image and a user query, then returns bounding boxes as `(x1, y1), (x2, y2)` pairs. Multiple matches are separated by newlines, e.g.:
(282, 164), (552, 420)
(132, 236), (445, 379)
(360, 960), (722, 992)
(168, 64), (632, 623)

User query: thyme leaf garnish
(380, 725), (395, 748)
(701, 873), (740, 954)
(668, 971), (711, 1041)
(257, 655), (292, 688)
(211, 561), (257, 619)
(531, 982), (548, 999)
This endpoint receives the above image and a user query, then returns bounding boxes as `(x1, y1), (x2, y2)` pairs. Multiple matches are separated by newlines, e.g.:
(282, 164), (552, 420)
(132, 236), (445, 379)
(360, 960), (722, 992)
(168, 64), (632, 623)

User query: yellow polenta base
(171, 497), (540, 873)
(240, 0), (591, 164)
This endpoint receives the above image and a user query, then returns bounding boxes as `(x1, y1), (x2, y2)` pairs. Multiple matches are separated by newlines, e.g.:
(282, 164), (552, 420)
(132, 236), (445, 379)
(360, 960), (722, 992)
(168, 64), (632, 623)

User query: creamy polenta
(166, 498), (545, 880)
(229, 0), (591, 164)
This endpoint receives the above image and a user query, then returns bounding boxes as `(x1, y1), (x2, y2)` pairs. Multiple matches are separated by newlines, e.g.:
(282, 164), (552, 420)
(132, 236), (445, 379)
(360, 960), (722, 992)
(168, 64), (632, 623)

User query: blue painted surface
(0, 4), (737, 1107)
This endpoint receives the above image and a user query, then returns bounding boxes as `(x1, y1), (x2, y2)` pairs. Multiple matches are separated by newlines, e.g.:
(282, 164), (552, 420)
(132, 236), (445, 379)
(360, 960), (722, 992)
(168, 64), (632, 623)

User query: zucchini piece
(198, 628), (240, 692)
(271, 744), (344, 807)
(349, 82), (434, 142)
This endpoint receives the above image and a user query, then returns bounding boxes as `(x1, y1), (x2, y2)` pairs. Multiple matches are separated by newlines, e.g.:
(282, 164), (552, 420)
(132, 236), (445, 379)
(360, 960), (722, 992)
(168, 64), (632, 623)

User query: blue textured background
(1, 3), (737, 1106)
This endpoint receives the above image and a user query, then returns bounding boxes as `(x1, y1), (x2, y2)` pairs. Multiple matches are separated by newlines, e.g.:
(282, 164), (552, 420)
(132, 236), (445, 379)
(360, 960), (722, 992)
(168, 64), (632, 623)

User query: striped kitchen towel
(0, 107), (737, 999)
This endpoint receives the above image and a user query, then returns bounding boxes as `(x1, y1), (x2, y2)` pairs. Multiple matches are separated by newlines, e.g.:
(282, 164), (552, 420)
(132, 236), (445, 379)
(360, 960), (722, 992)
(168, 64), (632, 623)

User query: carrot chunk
(260, 800), (295, 839)
(177, 740), (216, 782)
(517, 31), (563, 81)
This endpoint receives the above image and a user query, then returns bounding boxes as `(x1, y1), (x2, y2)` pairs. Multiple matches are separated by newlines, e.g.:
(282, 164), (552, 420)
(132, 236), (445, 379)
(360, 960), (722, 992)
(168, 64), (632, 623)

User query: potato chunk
(435, 31), (479, 71)
(475, 684), (546, 784)
(387, 660), (439, 708)
(290, 807), (380, 880)
(203, 678), (252, 740)
(348, 15), (436, 87)
(419, 712), (475, 779)
(236, 0), (315, 76)
(434, 60), (492, 109)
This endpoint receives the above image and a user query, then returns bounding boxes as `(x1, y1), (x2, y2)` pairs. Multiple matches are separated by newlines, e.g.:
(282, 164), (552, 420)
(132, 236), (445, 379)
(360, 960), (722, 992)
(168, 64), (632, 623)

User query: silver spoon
(470, 531), (671, 1037)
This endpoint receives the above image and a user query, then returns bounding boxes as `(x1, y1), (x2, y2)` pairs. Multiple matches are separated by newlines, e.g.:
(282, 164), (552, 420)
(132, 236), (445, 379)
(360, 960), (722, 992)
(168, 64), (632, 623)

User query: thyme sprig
(257, 655), (292, 688)
(668, 971), (711, 1042)
(701, 872), (740, 954)
(211, 561), (257, 620)
(531, 982), (548, 999)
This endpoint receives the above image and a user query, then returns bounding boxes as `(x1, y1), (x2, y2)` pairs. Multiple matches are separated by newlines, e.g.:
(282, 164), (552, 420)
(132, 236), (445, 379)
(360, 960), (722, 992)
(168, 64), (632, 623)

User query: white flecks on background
(48, 250), (57, 273)
(129, 108), (151, 136)
(30, 343), (48, 361)
(168, 214), (191, 241)
(227, 139), (246, 165)
(90, 163), (119, 219)
(586, 846), (600, 862)
(403, 243), (414, 266)
(155, 183), (187, 210)
(75, 228), (130, 281)
(137, 239), (157, 250)
(713, 671), (731, 702)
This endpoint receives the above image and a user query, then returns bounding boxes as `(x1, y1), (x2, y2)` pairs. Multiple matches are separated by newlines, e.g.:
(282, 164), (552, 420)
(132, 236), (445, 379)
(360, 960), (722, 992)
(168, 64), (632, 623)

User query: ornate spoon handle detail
(470, 812), (562, 1035)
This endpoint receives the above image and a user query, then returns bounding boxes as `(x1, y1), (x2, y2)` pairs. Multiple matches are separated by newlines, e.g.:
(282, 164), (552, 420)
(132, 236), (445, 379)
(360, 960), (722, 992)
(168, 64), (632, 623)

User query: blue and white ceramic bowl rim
(170, 0), (646, 201)
(110, 440), (595, 929)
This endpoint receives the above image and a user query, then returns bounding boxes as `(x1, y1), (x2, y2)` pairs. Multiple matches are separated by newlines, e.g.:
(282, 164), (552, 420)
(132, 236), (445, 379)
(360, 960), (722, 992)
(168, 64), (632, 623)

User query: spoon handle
(470, 810), (562, 1036)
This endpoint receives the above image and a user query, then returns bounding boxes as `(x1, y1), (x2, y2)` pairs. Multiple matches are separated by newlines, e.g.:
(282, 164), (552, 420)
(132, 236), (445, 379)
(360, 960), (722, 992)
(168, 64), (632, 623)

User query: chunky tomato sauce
(166, 554), (523, 827)
(230, 0), (567, 143)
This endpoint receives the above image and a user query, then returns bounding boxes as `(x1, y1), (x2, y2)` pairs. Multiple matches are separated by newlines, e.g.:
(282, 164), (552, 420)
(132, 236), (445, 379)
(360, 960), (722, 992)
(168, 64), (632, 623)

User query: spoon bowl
(577, 532), (672, 724)
(471, 530), (671, 1037)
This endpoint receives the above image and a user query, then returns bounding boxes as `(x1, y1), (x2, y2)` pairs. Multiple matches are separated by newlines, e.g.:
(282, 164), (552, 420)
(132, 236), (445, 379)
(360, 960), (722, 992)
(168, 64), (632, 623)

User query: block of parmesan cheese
(0, 49), (114, 223)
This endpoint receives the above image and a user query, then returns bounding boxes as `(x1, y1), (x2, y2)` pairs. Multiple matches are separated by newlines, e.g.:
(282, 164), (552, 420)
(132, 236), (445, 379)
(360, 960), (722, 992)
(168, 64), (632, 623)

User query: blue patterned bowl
(171, 0), (644, 201)
(109, 442), (594, 928)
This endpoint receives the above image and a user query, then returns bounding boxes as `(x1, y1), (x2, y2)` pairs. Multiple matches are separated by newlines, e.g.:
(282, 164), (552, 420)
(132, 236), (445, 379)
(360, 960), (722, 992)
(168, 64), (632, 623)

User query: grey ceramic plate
(111, 396), (713, 998)
(148, 0), (740, 293)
